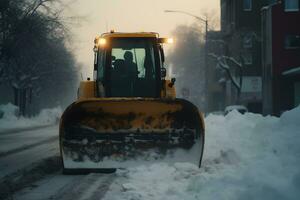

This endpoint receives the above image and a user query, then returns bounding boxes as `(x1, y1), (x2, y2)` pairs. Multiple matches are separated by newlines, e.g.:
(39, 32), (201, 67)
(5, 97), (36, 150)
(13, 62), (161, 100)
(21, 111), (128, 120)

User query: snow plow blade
(59, 98), (205, 174)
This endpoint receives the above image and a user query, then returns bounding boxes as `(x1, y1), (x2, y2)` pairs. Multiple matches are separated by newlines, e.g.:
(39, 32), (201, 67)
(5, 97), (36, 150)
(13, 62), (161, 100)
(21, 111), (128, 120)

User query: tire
(62, 167), (116, 175)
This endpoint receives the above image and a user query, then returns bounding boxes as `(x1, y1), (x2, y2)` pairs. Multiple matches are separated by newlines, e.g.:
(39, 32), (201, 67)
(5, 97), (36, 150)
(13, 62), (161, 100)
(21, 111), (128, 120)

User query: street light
(165, 10), (207, 23)
(164, 10), (208, 44)
(164, 10), (208, 111)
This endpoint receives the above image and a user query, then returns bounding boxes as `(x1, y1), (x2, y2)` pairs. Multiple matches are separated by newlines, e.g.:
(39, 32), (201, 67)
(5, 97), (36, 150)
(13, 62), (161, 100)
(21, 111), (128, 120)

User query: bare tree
(208, 30), (260, 104)
(167, 23), (205, 108)
(209, 53), (243, 103)
(0, 0), (78, 115)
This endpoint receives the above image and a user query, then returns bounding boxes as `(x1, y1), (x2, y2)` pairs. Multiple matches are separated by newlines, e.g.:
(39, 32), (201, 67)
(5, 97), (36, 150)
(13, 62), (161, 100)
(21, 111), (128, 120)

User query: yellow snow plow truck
(59, 32), (205, 174)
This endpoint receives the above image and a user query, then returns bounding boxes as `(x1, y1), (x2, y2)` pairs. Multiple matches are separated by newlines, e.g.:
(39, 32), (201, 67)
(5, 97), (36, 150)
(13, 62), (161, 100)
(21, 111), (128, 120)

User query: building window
(285, 0), (299, 11)
(242, 52), (253, 65)
(243, 0), (252, 11)
(285, 35), (300, 49)
(243, 33), (253, 48)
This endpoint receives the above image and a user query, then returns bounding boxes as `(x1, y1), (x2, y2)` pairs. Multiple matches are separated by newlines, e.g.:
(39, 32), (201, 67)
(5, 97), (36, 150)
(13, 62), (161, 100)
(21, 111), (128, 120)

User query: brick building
(261, 0), (300, 115)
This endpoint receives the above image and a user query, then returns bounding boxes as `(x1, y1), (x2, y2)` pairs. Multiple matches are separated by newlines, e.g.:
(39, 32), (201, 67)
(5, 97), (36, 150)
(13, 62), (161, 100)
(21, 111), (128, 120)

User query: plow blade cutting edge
(59, 98), (205, 174)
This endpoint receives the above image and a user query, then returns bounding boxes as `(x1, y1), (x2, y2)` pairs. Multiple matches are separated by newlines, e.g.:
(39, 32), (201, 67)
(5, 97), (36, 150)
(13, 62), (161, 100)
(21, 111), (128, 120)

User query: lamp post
(164, 10), (208, 111)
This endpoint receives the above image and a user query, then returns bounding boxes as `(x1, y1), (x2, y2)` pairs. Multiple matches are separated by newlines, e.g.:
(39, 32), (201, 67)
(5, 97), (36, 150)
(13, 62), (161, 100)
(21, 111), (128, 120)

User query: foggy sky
(64, 0), (220, 77)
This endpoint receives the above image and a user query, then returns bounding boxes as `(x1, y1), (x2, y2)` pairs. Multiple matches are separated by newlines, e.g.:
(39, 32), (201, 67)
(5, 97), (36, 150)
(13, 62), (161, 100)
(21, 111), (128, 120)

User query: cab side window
(97, 50), (106, 81)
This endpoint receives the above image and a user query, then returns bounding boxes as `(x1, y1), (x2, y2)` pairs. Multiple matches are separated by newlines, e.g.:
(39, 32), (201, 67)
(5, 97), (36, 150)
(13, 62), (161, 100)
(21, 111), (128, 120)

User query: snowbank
(103, 107), (300, 200)
(0, 103), (62, 132)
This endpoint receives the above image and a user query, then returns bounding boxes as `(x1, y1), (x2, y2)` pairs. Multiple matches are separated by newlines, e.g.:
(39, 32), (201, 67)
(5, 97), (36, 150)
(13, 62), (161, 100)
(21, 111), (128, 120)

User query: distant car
(224, 105), (248, 115)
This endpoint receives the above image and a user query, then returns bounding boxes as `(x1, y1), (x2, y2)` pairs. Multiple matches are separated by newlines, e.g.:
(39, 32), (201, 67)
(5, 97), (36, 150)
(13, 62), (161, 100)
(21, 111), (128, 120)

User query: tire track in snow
(0, 135), (57, 158)
(13, 173), (116, 200)
(0, 139), (59, 179)
(0, 156), (61, 200)
(0, 125), (54, 135)
(56, 173), (116, 200)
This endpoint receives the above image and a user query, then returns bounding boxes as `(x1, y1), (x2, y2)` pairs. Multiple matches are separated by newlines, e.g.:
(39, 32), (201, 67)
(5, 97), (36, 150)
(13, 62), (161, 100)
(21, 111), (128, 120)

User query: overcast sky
(64, 0), (220, 77)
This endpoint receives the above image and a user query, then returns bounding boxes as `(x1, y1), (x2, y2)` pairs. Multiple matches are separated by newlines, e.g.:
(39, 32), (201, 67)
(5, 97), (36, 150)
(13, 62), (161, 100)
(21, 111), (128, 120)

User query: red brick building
(262, 0), (300, 115)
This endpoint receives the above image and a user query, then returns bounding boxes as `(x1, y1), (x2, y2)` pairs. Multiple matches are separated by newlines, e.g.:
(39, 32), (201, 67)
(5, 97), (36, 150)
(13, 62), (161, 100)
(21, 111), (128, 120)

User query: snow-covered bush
(0, 103), (19, 120)
(36, 107), (62, 125)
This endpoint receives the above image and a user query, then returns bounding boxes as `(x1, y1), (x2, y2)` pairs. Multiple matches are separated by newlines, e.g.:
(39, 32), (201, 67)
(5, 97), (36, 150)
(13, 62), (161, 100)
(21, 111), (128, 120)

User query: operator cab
(95, 34), (164, 98)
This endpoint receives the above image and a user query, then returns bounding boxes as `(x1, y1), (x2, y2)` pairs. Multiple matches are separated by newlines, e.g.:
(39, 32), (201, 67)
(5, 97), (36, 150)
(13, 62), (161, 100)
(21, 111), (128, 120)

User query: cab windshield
(108, 38), (159, 97)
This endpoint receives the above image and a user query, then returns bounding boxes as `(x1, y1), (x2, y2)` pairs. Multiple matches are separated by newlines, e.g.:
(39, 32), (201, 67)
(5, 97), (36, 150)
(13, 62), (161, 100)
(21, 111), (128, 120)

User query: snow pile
(103, 107), (300, 200)
(280, 106), (300, 127)
(36, 107), (62, 124)
(0, 103), (62, 132)
(0, 103), (19, 120)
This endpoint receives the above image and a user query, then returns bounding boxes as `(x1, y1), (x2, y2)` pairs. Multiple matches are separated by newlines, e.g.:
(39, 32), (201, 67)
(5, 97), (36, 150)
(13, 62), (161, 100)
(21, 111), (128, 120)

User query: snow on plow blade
(59, 98), (205, 174)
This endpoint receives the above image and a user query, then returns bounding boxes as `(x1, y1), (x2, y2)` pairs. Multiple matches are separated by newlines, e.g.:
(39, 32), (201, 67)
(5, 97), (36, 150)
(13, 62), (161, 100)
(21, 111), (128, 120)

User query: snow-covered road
(0, 126), (58, 179)
(14, 173), (115, 200)
(0, 125), (58, 157)
(1, 106), (300, 200)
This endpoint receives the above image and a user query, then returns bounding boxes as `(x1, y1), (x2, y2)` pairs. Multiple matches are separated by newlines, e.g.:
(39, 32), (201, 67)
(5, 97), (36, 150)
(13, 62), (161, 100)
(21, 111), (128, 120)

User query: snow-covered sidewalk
(103, 107), (300, 200)
(0, 103), (62, 133)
